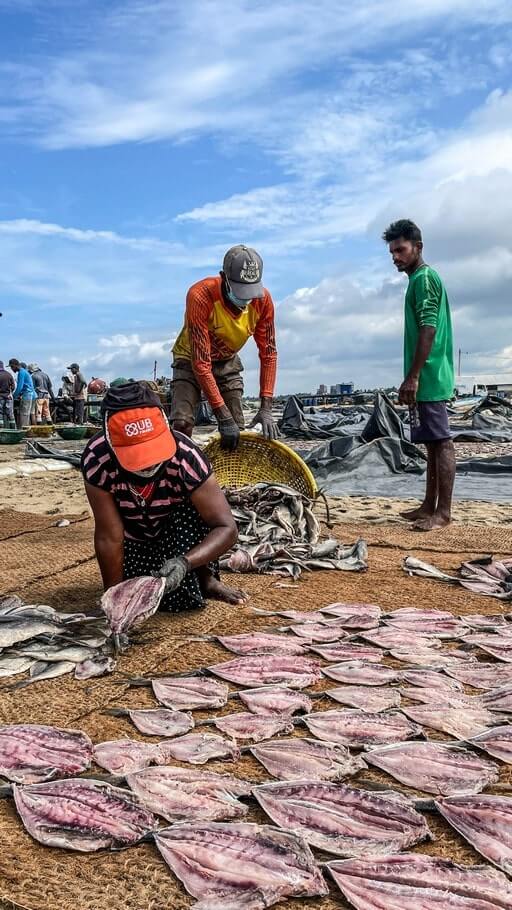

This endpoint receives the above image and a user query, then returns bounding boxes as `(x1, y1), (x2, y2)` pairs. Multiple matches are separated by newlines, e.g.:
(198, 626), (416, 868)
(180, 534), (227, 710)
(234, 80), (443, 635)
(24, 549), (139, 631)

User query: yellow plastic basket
(203, 431), (318, 499)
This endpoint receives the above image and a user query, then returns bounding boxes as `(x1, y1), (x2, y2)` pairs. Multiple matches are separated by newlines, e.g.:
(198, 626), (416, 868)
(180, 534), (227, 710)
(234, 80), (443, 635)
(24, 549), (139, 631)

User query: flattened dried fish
(251, 737), (366, 781)
(436, 794), (512, 874)
(93, 739), (159, 775)
(325, 685), (400, 712)
(303, 709), (421, 747)
(321, 602), (381, 628)
(284, 622), (348, 643)
(154, 821), (328, 907)
(201, 712), (294, 744)
(322, 661), (399, 686)
(466, 634), (512, 663)
(237, 686), (313, 716)
(127, 708), (194, 737)
(400, 668), (463, 691)
(101, 575), (165, 634)
(254, 780), (431, 856)
(361, 627), (442, 650)
(310, 643), (383, 663)
(402, 703), (498, 739)
(158, 733), (240, 764)
(208, 655), (322, 689)
(365, 741), (500, 796)
(445, 662), (512, 689)
(390, 646), (477, 667)
(468, 726), (512, 763)
(127, 766), (252, 822)
(152, 677), (229, 710)
(328, 853), (512, 910)
(13, 778), (156, 851)
(384, 607), (468, 638)
(214, 632), (306, 655)
(0, 724), (92, 783)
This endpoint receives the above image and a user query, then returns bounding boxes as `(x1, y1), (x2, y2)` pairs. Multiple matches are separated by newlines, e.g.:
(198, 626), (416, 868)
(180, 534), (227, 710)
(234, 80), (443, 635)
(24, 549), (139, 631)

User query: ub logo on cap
(223, 244), (264, 301)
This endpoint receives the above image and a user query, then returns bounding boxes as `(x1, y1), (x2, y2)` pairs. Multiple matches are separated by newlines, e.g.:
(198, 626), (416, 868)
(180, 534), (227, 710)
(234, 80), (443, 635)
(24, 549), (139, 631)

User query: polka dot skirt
(123, 501), (219, 613)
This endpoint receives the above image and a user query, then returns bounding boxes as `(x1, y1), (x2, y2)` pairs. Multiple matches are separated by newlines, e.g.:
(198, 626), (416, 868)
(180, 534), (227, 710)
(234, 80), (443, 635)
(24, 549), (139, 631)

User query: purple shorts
(410, 401), (451, 443)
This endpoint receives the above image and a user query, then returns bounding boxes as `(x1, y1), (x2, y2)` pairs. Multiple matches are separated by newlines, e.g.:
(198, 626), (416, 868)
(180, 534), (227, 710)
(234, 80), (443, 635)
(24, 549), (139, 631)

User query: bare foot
(412, 513), (451, 532)
(202, 574), (248, 605)
(400, 506), (433, 520)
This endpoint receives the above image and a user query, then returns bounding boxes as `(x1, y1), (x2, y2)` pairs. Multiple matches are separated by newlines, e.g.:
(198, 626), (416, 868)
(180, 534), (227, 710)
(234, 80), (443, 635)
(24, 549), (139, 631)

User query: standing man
(28, 364), (55, 424)
(0, 361), (15, 428)
(8, 359), (36, 429)
(68, 363), (87, 424)
(171, 245), (279, 450)
(382, 219), (455, 531)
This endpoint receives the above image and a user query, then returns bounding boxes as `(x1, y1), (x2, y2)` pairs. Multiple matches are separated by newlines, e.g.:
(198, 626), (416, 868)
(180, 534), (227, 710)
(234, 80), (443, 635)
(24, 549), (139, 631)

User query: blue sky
(1, 0), (512, 393)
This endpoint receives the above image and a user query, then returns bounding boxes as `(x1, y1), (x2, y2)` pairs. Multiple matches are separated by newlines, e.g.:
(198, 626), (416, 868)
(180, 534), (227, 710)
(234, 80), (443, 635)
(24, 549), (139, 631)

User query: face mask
(226, 287), (249, 310)
(120, 462), (166, 486)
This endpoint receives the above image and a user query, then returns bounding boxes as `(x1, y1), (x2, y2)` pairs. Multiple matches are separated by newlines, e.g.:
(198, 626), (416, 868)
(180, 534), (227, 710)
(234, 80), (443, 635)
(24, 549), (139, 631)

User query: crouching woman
(81, 381), (246, 610)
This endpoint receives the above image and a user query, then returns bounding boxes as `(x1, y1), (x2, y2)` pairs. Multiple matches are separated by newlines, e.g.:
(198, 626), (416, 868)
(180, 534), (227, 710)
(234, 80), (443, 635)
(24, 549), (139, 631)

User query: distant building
(316, 384), (328, 395)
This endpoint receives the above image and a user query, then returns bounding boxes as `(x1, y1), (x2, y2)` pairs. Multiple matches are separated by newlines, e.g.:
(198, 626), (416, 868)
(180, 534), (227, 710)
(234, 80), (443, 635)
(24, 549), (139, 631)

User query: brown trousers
(170, 355), (245, 429)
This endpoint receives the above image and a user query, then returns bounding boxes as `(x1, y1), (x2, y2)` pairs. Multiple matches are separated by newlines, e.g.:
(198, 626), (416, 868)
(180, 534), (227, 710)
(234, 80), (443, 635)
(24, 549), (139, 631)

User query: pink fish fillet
(251, 737), (367, 781)
(321, 602), (381, 627)
(207, 655), (322, 689)
(322, 661), (399, 686)
(328, 853), (512, 910)
(0, 724), (93, 783)
(101, 576), (165, 633)
(237, 686), (313, 716)
(13, 778), (157, 851)
(285, 622), (348, 643)
(206, 712), (294, 744)
(400, 668), (463, 691)
(253, 780), (431, 856)
(365, 741), (499, 796)
(154, 821), (328, 907)
(127, 708), (194, 737)
(152, 677), (229, 710)
(468, 726), (512, 764)
(436, 794), (512, 875)
(126, 766), (252, 822)
(402, 703), (499, 740)
(326, 686), (401, 712)
(310, 643), (383, 663)
(216, 633), (306, 655)
(361, 628), (442, 649)
(93, 739), (159, 775)
(157, 733), (240, 764)
(444, 663), (512, 690)
(303, 709), (421, 747)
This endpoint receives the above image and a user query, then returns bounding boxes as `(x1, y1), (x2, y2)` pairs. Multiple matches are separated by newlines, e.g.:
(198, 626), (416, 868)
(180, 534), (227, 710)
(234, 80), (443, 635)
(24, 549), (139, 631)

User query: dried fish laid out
(404, 554), (512, 600)
(322, 661), (399, 686)
(383, 606), (470, 639)
(328, 853), (512, 910)
(199, 712), (295, 744)
(254, 780), (432, 857)
(360, 627), (443, 650)
(311, 643), (384, 663)
(251, 737), (367, 781)
(108, 707), (195, 737)
(444, 662), (512, 690)
(100, 575), (166, 647)
(158, 733), (240, 765)
(152, 677), (229, 710)
(93, 739), (160, 775)
(221, 482), (367, 580)
(468, 726), (512, 764)
(302, 709), (422, 747)
(402, 683), (512, 714)
(402, 703), (504, 740)
(0, 724), (93, 783)
(390, 646), (477, 667)
(400, 668), (464, 691)
(325, 685), (401, 713)
(93, 734), (240, 772)
(200, 632), (307, 655)
(251, 608), (329, 623)
(436, 794), (512, 874)
(154, 821), (328, 909)
(126, 767), (253, 823)
(462, 613), (508, 630)
(280, 621), (349, 643)
(13, 778), (156, 851)
(465, 633), (512, 663)
(321, 602), (382, 627)
(236, 686), (313, 716)
(206, 655), (322, 689)
(365, 741), (500, 796)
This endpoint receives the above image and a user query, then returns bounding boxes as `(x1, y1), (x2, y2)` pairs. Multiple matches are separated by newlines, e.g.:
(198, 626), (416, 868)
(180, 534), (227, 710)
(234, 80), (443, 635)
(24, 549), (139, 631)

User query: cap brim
(228, 279), (264, 300)
(114, 427), (176, 472)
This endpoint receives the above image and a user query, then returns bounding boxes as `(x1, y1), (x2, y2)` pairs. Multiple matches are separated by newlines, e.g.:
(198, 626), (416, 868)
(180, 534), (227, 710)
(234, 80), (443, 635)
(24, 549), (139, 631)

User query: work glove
(217, 414), (241, 451)
(153, 555), (189, 593)
(249, 400), (280, 440)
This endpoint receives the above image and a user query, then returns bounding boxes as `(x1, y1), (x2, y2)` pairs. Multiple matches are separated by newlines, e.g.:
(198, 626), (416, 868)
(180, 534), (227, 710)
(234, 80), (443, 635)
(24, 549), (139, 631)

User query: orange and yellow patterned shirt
(172, 276), (278, 410)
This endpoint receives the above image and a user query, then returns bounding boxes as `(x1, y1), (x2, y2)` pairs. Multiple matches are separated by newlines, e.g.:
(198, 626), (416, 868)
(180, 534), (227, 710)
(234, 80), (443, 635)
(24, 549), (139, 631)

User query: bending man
(81, 381), (246, 611)
(171, 245), (279, 450)
(383, 219), (455, 531)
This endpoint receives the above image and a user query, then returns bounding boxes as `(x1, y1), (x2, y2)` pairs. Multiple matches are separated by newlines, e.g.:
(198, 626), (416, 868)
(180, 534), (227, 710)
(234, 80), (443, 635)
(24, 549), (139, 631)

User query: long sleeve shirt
(0, 369), (14, 397)
(13, 368), (35, 400)
(31, 370), (54, 398)
(172, 276), (278, 410)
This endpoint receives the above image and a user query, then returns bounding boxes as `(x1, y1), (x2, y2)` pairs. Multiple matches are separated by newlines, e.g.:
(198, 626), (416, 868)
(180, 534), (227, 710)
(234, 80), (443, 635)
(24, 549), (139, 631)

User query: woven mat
(0, 512), (511, 909)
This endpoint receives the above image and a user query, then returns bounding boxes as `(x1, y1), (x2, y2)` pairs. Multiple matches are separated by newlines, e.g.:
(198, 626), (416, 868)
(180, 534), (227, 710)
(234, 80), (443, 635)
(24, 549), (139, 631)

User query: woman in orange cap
(81, 381), (246, 611)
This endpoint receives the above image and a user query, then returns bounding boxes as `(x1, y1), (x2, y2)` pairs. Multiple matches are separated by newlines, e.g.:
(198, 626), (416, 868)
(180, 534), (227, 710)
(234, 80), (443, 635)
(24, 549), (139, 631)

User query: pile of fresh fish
(13, 778), (157, 851)
(154, 821), (329, 909)
(404, 554), (512, 600)
(253, 780), (431, 856)
(221, 483), (368, 579)
(328, 853), (512, 909)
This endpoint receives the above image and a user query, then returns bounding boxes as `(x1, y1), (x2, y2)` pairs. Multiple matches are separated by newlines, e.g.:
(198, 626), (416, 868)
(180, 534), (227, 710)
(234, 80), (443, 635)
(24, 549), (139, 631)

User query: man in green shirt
(382, 219), (455, 530)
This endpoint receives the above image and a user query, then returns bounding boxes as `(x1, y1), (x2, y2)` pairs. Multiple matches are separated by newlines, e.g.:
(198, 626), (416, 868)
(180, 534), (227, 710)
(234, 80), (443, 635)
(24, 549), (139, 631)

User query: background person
(28, 363), (55, 424)
(81, 381), (246, 612)
(171, 245), (279, 451)
(383, 219), (455, 531)
(68, 363), (87, 423)
(9, 358), (35, 429)
(0, 361), (15, 428)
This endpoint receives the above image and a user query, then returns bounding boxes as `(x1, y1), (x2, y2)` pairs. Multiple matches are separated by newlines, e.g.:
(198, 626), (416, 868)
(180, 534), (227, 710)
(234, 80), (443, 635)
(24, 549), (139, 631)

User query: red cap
(106, 407), (176, 471)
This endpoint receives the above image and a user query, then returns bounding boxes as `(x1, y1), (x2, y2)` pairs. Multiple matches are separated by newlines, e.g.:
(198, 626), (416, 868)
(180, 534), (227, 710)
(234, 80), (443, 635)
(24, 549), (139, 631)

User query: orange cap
(106, 407), (176, 472)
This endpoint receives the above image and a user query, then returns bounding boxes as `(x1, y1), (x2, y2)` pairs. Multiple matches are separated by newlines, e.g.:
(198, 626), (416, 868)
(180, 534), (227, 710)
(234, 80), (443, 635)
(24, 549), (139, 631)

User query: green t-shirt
(404, 264), (454, 402)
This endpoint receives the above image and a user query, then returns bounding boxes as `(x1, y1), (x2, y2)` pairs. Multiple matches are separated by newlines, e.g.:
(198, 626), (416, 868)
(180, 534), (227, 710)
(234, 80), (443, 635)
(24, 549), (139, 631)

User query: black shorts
(410, 401), (451, 443)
